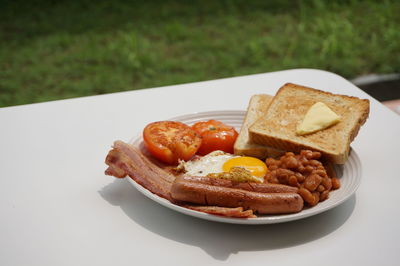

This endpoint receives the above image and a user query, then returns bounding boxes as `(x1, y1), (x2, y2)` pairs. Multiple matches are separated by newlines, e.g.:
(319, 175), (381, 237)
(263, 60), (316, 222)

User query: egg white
(181, 151), (238, 177)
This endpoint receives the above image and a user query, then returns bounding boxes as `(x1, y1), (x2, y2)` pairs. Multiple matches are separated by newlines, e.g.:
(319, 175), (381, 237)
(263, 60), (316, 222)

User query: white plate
(128, 110), (362, 224)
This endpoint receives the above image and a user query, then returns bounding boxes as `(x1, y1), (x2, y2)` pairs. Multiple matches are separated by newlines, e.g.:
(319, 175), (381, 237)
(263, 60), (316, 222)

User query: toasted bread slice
(249, 83), (370, 164)
(234, 94), (285, 159)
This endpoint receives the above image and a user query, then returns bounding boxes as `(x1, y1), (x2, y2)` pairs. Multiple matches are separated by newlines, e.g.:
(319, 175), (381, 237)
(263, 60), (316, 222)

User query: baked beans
(265, 150), (340, 206)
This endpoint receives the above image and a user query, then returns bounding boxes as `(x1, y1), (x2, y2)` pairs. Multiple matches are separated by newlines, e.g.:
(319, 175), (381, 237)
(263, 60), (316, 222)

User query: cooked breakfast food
(191, 120), (238, 155)
(143, 121), (201, 164)
(177, 150), (267, 183)
(171, 176), (304, 214)
(234, 94), (285, 159)
(105, 141), (263, 218)
(249, 83), (370, 164)
(105, 140), (174, 200)
(104, 83), (370, 219)
(265, 150), (340, 206)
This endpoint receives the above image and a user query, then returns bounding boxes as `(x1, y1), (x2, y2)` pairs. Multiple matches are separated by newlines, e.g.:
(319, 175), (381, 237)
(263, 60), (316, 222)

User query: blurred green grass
(1, 0), (399, 107)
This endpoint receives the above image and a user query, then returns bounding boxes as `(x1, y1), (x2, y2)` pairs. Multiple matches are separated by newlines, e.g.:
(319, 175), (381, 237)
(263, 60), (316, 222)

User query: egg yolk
(222, 157), (268, 177)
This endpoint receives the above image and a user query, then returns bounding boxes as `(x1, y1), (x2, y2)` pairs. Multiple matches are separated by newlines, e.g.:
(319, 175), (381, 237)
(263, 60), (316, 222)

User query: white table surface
(1, 69), (399, 266)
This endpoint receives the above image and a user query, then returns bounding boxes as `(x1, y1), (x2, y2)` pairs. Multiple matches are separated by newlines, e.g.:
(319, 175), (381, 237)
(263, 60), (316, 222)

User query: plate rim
(127, 110), (362, 224)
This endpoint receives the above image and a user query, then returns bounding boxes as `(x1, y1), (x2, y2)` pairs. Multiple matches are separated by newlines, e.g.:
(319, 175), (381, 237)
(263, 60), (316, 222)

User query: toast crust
(249, 83), (370, 164)
(234, 94), (285, 159)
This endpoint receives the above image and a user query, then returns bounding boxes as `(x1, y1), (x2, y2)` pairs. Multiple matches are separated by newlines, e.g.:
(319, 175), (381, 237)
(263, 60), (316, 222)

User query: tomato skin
(191, 120), (238, 155)
(143, 121), (202, 164)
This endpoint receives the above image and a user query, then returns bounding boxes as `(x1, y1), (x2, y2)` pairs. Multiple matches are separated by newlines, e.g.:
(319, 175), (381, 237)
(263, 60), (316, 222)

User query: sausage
(176, 175), (298, 193)
(171, 179), (304, 214)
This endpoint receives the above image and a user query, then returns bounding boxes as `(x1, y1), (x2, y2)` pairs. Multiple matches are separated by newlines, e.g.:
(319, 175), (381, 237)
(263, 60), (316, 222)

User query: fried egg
(180, 150), (268, 182)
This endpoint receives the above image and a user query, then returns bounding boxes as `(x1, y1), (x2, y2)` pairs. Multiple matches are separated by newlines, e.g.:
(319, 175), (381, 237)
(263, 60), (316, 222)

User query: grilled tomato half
(192, 119), (238, 155)
(143, 121), (202, 164)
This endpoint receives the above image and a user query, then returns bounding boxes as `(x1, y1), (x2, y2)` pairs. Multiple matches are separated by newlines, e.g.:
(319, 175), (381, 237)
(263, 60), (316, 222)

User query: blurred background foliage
(0, 0), (399, 107)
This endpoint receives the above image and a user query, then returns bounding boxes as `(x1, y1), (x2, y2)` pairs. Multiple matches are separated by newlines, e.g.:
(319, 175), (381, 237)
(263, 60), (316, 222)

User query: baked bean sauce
(265, 150), (340, 206)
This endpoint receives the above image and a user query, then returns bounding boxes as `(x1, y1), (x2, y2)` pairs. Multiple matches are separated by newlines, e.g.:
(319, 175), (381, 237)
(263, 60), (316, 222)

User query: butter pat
(296, 102), (341, 135)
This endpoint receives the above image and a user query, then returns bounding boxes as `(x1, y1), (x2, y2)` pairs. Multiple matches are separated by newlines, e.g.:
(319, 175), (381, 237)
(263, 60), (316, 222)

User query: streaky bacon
(105, 140), (174, 200)
(104, 141), (258, 218)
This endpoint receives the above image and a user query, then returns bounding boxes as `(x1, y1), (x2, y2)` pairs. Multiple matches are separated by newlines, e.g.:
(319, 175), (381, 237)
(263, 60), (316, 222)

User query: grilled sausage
(176, 175), (298, 193)
(171, 178), (304, 214)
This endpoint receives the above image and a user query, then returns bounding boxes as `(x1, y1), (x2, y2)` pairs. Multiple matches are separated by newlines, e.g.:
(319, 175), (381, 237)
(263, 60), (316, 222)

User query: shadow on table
(99, 178), (355, 261)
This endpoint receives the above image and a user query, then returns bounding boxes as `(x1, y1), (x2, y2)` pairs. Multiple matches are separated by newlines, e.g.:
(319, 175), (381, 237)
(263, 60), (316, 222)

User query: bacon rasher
(105, 141), (256, 218)
(105, 140), (174, 200)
